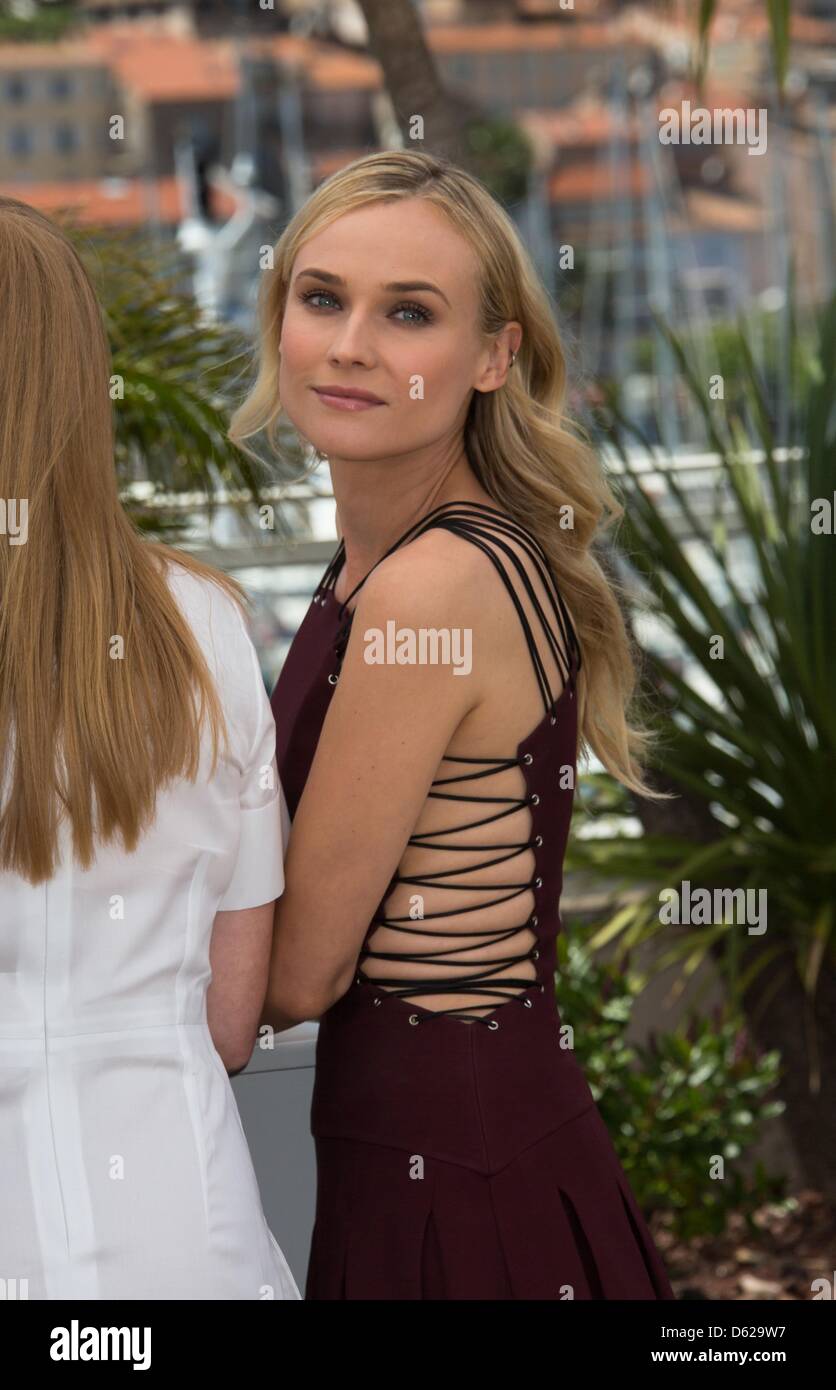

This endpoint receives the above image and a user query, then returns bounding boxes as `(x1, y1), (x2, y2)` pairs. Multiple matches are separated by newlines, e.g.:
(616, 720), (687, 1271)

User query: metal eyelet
(535, 876), (542, 888)
(549, 715), (557, 726)
(530, 793), (540, 805)
(531, 915), (538, 926)
(408, 1014), (419, 1026)
(534, 834), (543, 847)
(327, 673), (338, 685)
(488, 1020), (500, 1031)
(373, 997), (382, 1006)
(522, 753), (533, 765)
(523, 998), (533, 1008)
(532, 948), (540, 960)
(540, 983), (545, 992)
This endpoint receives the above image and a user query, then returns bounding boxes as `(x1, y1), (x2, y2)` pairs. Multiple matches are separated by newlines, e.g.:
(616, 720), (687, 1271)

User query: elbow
(218, 1037), (256, 1075)
(266, 972), (351, 1025)
(264, 980), (325, 1026)
(309, 964), (356, 1017)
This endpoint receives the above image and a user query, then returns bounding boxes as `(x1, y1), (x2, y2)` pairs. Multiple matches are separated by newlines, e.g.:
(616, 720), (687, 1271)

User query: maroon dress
(271, 500), (675, 1300)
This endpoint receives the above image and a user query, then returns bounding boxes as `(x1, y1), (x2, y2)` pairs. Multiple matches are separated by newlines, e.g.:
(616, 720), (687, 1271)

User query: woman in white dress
(0, 198), (300, 1299)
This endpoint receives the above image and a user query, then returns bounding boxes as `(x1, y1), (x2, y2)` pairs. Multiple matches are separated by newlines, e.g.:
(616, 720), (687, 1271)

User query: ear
(474, 322), (523, 394)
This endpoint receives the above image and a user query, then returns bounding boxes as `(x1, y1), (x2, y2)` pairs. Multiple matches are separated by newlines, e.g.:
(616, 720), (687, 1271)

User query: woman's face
(278, 199), (514, 464)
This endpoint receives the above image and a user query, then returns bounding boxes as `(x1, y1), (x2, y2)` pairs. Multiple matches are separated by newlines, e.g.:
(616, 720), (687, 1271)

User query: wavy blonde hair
(0, 195), (252, 885)
(230, 149), (668, 799)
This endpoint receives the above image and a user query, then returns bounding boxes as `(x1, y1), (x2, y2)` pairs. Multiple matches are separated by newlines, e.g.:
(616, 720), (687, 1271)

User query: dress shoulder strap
(317, 538), (346, 595)
(316, 499), (582, 713)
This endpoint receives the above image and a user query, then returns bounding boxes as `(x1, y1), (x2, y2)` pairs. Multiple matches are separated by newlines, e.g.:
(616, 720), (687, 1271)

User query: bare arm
(263, 535), (485, 1023)
(205, 582), (289, 1068)
(207, 901), (277, 1071)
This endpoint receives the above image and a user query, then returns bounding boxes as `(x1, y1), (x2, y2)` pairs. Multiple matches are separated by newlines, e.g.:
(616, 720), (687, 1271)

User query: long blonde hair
(0, 195), (251, 885)
(230, 149), (666, 798)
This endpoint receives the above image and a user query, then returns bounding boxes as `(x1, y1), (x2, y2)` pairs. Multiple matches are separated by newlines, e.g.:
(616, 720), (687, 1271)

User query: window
(49, 73), (73, 101)
(54, 123), (78, 155)
(8, 127), (32, 158)
(7, 75), (29, 103)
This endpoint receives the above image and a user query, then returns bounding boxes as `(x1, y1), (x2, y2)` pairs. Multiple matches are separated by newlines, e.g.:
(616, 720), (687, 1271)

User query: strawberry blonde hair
(0, 195), (252, 884)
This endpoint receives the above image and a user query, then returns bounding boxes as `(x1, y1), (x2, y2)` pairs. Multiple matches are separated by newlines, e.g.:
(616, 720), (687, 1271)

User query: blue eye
(299, 289), (338, 310)
(298, 289), (433, 325)
(392, 301), (433, 324)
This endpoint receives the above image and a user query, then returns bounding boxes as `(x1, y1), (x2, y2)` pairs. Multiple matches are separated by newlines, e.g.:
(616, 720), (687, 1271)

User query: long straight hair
(229, 149), (667, 799)
(0, 196), (251, 885)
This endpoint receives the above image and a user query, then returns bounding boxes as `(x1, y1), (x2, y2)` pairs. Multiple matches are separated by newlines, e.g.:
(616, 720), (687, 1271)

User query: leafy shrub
(554, 933), (787, 1239)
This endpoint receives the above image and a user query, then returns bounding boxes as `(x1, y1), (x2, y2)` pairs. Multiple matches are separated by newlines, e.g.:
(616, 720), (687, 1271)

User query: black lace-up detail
(315, 501), (581, 1028)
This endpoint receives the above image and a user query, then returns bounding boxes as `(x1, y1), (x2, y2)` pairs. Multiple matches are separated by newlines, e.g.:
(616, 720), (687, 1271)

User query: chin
(310, 429), (392, 459)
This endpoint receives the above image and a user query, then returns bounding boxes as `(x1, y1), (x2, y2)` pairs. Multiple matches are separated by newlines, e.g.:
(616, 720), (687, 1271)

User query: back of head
(0, 197), (248, 885)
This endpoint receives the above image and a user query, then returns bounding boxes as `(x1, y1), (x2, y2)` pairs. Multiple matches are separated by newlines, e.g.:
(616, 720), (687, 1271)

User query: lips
(312, 385), (385, 404)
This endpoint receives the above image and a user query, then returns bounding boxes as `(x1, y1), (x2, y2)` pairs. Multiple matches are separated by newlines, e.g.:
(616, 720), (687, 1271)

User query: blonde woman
(233, 150), (676, 1301)
(0, 197), (299, 1300)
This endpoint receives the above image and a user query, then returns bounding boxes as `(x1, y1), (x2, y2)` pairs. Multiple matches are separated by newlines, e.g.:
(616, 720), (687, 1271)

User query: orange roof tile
(741, 12), (836, 44)
(656, 77), (769, 111)
(310, 149), (377, 181)
(85, 28), (239, 101)
(548, 160), (651, 202)
(0, 176), (237, 226)
(522, 104), (640, 146)
(0, 39), (105, 69)
(426, 19), (655, 52)
(302, 50), (381, 91)
(681, 189), (763, 233)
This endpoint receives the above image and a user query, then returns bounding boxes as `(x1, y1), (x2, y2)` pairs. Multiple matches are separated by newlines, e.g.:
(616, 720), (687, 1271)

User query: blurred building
(1, 1), (833, 355)
(79, 0), (287, 34)
(0, 39), (124, 181)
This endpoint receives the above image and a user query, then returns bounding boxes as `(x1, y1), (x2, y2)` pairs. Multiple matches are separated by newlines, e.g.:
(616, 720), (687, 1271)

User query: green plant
(461, 115), (534, 207)
(0, 2), (78, 43)
(576, 293), (836, 1058)
(555, 934), (786, 1240)
(569, 289), (836, 1203)
(663, 0), (791, 97)
(61, 223), (307, 540)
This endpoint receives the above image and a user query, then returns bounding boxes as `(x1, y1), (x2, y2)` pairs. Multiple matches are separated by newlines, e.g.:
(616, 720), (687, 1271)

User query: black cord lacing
(315, 501), (581, 1027)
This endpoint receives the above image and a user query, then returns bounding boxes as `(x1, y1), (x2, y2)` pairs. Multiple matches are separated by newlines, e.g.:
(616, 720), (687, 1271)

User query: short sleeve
(216, 619), (289, 912)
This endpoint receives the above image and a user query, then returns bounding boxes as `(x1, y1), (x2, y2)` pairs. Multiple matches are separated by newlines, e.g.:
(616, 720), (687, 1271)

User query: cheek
(278, 311), (319, 368)
(412, 346), (470, 406)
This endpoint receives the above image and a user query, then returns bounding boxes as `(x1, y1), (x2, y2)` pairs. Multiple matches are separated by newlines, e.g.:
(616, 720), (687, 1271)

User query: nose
(326, 310), (377, 368)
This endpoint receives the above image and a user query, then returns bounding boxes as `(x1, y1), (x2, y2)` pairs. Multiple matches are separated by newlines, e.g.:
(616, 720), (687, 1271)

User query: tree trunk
(356, 0), (484, 164)
(724, 937), (836, 1209)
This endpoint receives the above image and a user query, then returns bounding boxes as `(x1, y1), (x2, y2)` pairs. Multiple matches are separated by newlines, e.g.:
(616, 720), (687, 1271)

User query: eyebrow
(294, 267), (451, 308)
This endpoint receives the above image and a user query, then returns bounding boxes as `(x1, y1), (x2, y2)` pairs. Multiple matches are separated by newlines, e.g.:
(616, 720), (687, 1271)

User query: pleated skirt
(304, 984), (675, 1301)
(305, 1107), (673, 1300)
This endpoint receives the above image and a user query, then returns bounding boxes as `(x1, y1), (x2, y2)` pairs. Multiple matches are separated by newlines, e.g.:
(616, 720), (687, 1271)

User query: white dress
(0, 561), (301, 1300)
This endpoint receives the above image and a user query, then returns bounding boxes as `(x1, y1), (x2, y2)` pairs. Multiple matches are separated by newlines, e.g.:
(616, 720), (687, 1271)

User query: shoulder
(160, 554), (252, 657)
(158, 554), (265, 746)
(353, 523), (501, 625)
(352, 518), (543, 667)
(333, 530), (489, 717)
